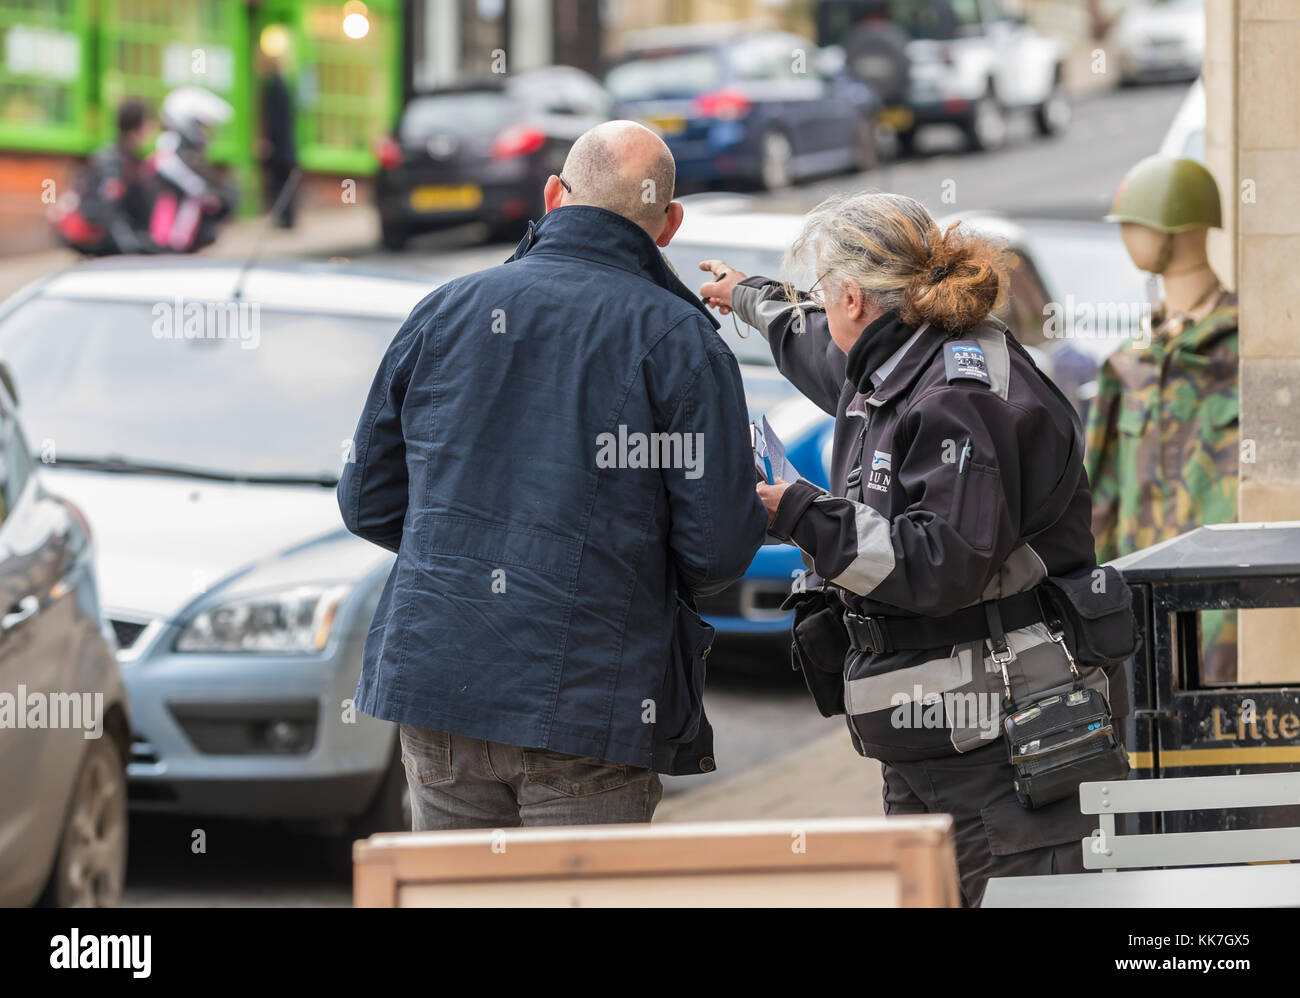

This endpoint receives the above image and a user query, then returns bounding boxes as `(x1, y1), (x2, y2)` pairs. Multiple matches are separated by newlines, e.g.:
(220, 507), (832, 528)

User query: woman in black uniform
(699, 192), (1128, 906)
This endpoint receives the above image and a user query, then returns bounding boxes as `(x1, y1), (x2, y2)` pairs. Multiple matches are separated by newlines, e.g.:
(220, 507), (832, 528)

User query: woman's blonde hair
(785, 191), (1007, 334)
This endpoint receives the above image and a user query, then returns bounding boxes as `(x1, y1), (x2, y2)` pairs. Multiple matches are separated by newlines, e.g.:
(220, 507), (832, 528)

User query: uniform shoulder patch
(943, 341), (991, 386)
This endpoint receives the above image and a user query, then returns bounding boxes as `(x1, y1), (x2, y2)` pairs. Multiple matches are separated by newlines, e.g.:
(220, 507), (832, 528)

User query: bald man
(543, 120), (681, 241)
(339, 121), (766, 830)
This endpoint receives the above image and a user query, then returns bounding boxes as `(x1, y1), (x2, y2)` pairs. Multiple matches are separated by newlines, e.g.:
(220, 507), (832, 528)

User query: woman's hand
(756, 477), (790, 527)
(698, 260), (748, 315)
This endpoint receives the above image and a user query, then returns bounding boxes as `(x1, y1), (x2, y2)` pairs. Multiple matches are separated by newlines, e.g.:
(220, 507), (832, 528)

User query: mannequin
(1119, 222), (1222, 324)
(1086, 155), (1240, 684)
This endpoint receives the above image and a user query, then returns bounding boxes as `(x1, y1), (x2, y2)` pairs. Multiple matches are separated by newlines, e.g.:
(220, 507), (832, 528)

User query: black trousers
(880, 738), (1096, 907)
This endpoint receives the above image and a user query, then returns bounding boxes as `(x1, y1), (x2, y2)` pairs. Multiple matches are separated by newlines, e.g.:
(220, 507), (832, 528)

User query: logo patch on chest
(867, 450), (891, 492)
(945, 341), (991, 386)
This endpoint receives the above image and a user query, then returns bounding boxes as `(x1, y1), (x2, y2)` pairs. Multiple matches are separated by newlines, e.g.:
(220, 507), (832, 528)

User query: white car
(829, 0), (1069, 153)
(1159, 76), (1205, 162)
(0, 259), (434, 850)
(1114, 0), (1205, 86)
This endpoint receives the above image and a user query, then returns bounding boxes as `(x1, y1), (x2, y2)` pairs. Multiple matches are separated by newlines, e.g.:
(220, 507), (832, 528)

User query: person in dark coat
(338, 121), (766, 830)
(53, 97), (158, 255)
(258, 53), (297, 228)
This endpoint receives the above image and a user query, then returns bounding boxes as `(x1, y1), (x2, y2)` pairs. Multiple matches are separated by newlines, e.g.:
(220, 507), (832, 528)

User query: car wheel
(964, 89), (1007, 153)
(759, 130), (794, 191)
(380, 222), (408, 251)
(844, 20), (911, 107)
(42, 738), (127, 908)
(854, 116), (880, 172)
(1035, 75), (1071, 137)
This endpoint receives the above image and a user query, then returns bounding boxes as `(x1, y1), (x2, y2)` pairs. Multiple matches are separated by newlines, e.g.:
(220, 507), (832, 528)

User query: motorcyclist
(51, 98), (159, 255)
(148, 86), (238, 253)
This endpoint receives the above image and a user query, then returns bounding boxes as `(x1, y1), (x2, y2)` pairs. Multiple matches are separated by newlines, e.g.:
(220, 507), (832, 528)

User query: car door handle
(2, 595), (39, 631)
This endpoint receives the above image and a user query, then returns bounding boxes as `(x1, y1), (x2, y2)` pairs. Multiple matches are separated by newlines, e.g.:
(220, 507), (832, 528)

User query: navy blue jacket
(338, 205), (766, 772)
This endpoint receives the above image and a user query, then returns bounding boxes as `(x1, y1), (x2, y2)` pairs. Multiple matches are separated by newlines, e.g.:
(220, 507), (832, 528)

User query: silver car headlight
(175, 584), (350, 654)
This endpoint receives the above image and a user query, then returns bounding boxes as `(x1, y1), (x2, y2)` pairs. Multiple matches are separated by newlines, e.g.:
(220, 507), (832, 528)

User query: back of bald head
(560, 120), (676, 234)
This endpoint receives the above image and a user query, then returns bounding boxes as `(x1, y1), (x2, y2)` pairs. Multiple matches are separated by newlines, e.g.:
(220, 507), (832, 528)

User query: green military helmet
(1105, 155), (1222, 232)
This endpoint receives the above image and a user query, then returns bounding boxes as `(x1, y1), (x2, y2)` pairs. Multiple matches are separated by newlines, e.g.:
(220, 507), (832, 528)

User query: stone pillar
(1207, 0), (1300, 681)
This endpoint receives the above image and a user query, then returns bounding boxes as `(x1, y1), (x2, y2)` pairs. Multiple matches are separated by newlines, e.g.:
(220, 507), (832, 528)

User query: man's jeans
(399, 725), (663, 830)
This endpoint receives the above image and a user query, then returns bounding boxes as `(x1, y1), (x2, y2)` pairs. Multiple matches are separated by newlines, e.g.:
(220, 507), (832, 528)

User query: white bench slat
(984, 862), (1300, 908)
(1079, 771), (1300, 814)
(1083, 826), (1300, 869)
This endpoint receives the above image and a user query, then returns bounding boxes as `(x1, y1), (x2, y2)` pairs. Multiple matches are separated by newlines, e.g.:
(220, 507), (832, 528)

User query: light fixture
(342, 1), (370, 39)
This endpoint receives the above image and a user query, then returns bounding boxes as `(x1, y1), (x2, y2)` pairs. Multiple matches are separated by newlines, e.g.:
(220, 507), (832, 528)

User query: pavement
(657, 727), (885, 823)
(0, 204), (380, 301)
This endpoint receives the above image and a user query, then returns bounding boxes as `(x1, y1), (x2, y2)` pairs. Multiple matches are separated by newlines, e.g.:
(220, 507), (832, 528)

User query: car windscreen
(399, 91), (522, 141)
(659, 241), (817, 367)
(0, 296), (401, 481)
(605, 50), (725, 101)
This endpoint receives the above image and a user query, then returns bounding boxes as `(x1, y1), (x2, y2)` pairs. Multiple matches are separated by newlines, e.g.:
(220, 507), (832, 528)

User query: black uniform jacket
(733, 276), (1127, 761)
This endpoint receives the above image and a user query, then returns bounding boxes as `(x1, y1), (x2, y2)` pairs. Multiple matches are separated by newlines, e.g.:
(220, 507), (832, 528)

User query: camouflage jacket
(1084, 290), (1239, 683)
(1084, 289), (1239, 562)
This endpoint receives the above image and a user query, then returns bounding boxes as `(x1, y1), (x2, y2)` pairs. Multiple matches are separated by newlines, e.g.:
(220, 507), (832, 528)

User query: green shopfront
(0, 0), (401, 215)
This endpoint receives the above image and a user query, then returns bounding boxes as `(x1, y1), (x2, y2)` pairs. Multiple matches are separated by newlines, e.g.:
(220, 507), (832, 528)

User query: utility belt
(790, 564), (1138, 809)
(843, 589), (1043, 655)
(792, 340), (1134, 807)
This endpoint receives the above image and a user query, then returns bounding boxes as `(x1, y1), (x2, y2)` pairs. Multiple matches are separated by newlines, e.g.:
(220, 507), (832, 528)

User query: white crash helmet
(159, 86), (233, 148)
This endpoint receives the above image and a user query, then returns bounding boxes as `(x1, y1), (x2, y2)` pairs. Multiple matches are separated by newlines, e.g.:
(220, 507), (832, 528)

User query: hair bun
(901, 222), (1006, 333)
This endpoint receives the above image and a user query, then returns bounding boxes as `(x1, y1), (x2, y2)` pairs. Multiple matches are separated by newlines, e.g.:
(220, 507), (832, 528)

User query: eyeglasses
(806, 271), (830, 308)
(556, 174), (670, 214)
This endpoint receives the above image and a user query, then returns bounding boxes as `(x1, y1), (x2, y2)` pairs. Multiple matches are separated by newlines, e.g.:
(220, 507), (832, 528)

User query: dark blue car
(606, 27), (881, 191)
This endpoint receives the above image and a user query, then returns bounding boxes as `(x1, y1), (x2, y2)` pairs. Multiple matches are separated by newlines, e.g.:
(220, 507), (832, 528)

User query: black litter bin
(1113, 522), (1300, 834)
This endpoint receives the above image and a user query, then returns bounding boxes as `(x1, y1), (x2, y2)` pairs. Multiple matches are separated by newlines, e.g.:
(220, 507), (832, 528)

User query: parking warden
(701, 192), (1131, 905)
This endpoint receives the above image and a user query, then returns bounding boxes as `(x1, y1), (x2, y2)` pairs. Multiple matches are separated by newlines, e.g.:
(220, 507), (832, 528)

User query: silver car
(0, 363), (130, 906)
(0, 259), (433, 847)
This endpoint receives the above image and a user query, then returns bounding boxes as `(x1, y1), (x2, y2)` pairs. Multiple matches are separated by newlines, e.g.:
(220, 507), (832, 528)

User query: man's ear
(654, 201), (684, 248)
(543, 175), (565, 214)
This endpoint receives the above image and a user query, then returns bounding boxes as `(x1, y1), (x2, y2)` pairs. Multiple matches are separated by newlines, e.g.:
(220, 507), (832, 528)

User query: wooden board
(353, 816), (960, 908)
